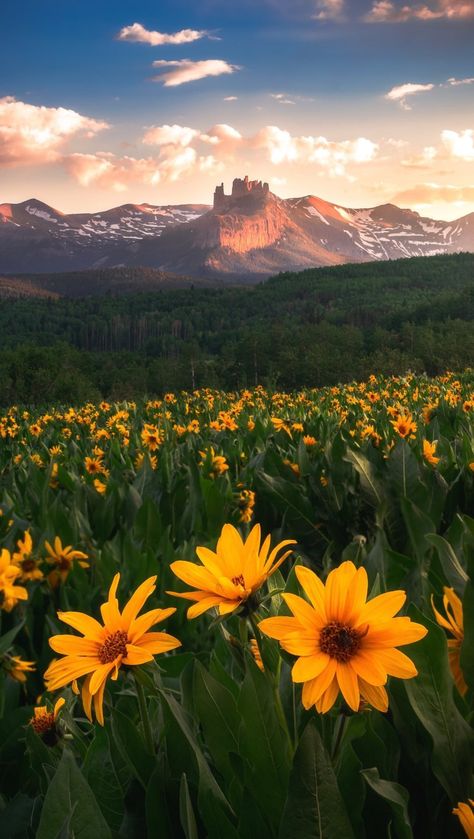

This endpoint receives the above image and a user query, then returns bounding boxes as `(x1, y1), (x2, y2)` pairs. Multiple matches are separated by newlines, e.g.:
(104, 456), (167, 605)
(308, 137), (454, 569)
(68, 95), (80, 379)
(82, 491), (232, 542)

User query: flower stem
(331, 713), (348, 764)
(134, 674), (154, 755)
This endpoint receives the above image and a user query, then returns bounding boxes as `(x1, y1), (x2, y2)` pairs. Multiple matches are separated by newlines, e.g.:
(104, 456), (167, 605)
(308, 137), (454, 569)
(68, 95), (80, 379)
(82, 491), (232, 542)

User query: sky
(1, 0), (474, 220)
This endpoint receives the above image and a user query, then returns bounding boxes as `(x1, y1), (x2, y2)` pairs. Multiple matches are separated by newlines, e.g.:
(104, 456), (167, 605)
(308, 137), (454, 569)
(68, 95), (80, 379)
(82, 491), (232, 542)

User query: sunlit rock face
(1, 180), (474, 278)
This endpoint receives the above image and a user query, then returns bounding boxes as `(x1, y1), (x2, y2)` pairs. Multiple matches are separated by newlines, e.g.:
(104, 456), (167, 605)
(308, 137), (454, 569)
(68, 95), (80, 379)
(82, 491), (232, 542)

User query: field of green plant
(0, 371), (473, 838)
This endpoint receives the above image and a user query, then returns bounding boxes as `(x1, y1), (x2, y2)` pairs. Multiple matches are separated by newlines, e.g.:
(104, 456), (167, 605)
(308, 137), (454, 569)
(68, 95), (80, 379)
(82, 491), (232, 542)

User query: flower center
(21, 559), (36, 572)
(231, 574), (245, 587)
(319, 621), (364, 662)
(31, 710), (55, 735)
(99, 630), (128, 663)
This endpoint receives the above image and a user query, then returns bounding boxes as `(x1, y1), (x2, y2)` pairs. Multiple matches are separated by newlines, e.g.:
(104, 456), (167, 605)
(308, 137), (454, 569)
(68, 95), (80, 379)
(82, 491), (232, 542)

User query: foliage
(0, 371), (473, 837)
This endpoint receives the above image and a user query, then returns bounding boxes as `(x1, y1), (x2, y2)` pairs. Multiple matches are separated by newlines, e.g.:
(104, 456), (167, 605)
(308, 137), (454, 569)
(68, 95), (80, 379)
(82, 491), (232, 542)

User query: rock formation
(213, 176), (270, 210)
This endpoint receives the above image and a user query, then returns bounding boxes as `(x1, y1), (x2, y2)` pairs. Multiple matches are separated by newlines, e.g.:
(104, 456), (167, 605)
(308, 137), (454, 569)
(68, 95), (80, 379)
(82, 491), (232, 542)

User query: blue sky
(1, 0), (474, 218)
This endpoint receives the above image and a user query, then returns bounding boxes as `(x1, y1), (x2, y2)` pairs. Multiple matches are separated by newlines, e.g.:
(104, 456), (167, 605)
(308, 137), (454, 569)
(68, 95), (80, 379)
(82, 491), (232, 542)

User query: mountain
(1, 179), (474, 278)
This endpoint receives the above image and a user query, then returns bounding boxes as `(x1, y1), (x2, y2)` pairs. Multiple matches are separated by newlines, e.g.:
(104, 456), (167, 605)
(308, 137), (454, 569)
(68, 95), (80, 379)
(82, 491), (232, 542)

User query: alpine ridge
(1, 180), (473, 278)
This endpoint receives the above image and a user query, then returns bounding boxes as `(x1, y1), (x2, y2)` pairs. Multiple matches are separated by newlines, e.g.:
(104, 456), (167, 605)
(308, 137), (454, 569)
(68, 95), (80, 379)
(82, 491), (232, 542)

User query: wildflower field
(1, 371), (474, 838)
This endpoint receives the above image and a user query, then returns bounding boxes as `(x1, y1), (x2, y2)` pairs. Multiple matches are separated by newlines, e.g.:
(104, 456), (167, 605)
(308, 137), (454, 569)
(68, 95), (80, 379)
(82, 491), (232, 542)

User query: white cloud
(385, 82), (434, 109)
(446, 76), (474, 86)
(441, 128), (474, 160)
(253, 125), (377, 173)
(151, 59), (240, 87)
(365, 0), (474, 22)
(142, 124), (198, 147)
(270, 93), (297, 105)
(0, 96), (108, 167)
(117, 22), (212, 46)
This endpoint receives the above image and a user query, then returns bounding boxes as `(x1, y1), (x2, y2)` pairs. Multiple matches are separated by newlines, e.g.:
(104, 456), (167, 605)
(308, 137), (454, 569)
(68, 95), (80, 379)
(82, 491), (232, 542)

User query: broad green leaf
(111, 708), (154, 789)
(179, 774), (199, 839)
(36, 748), (111, 839)
(404, 605), (474, 802)
(362, 768), (413, 839)
(82, 726), (124, 832)
(193, 661), (240, 784)
(425, 533), (468, 594)
(279, 720), (354, 839)
(344, 448), (382, 507)
(0, 622), (25, 657)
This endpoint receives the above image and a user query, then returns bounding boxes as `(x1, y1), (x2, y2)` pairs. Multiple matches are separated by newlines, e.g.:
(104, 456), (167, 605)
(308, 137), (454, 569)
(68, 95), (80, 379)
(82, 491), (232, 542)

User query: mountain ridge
(1, 179), (473, 278)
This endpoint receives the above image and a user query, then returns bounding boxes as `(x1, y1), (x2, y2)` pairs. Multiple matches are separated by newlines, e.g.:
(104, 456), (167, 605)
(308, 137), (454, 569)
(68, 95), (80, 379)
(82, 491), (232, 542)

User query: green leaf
(460, 578), (474, 693)
(361, 768), (413, 839)
(36, 748), (112, 839)
(111, 708), (154, 789)
(193, 661), (240, 784)
(279, 720), (354, 839)
(425, 533), (468, 594)
(179, 774), (199, 839)
(159, 689), (236, 828)
(238, 660), (291, 831)
(0, 622), (25, 657)
(82, 726), (124, 832)
(344, 448), (382, 507)
(404, 605), (474, 802)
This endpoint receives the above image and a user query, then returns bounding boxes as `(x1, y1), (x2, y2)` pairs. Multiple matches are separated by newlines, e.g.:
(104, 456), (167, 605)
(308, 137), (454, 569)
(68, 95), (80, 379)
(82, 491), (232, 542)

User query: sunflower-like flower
(0, 549), (28, 612)
(6, 655), (36, 683)
(168, 523), (296, 619)
(44, 536), (90, 586)
(12, 531), (44, 582)
(431, 586), (467, 696)
(259, 562), (427, 713)
(454, 800), (474, 838)
(391, 412), (417, 439)
(423, 439), (440, 466)
(44, 574), (180, 725)
(30, 697), (65, 746)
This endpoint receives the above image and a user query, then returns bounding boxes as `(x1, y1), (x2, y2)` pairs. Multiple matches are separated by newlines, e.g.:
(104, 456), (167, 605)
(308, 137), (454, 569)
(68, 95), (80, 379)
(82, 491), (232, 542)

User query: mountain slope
(1, 180), (473, 277)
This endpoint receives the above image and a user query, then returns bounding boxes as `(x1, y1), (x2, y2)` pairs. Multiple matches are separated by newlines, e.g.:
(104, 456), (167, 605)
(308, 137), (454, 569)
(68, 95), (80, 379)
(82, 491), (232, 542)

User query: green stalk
(331, 713), (348, 764)
(134, 673), (154, 755)
(248, 611), (294, 759)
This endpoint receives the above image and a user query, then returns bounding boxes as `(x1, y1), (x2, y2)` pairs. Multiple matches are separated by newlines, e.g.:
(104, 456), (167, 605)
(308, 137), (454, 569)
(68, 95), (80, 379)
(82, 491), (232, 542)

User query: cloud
(441, 128), (474, 160)
(313, 0), (346, 19)
(365, 0), (474, 22)
(66, 145), (206, 191)
(270, 93), (297, 105)
(392, 181), (474, 207)
(253, 125), (377, 173)
(117, 22), (213, 46)
(142, 124), (198, 147)
(385, 82), (435, 109)
(447, 76), (474, 86)
(401, 146), (438, 167)
(151, 59), (240, 87)
(0, 96), (108, 167)
(223, 96), (238, 101)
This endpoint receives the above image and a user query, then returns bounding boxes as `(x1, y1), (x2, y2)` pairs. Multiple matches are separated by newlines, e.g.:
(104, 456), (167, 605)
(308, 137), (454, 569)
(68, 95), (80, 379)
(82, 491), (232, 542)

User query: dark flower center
(319, 621), (364, 662)
(99, 630), (129, 663)
(31, 711), (55, 735)
(232, 574), (245, 587)
(21, 559), (36, 572)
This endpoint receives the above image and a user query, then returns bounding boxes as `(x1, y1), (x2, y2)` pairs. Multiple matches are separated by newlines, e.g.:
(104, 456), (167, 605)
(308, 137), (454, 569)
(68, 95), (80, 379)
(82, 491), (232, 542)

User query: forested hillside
(0, 253), (472, 403)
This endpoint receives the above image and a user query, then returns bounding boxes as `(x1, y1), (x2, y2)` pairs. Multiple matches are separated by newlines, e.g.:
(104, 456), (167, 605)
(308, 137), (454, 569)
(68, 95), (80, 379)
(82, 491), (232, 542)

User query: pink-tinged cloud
(0, 97), (108, 167)
(365, 0), (474, 22)
(385, 82), (435, 109)
(142, 124), (199, 147)
(441, 128), (474, 160)
(392, 182), (474, 206)
(117, 22), (212, 46)
(65, 144), (217, 191)
(313, 0), (346, 19)
(401, 146), (438, 167)
(151, 59), (240, 87)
